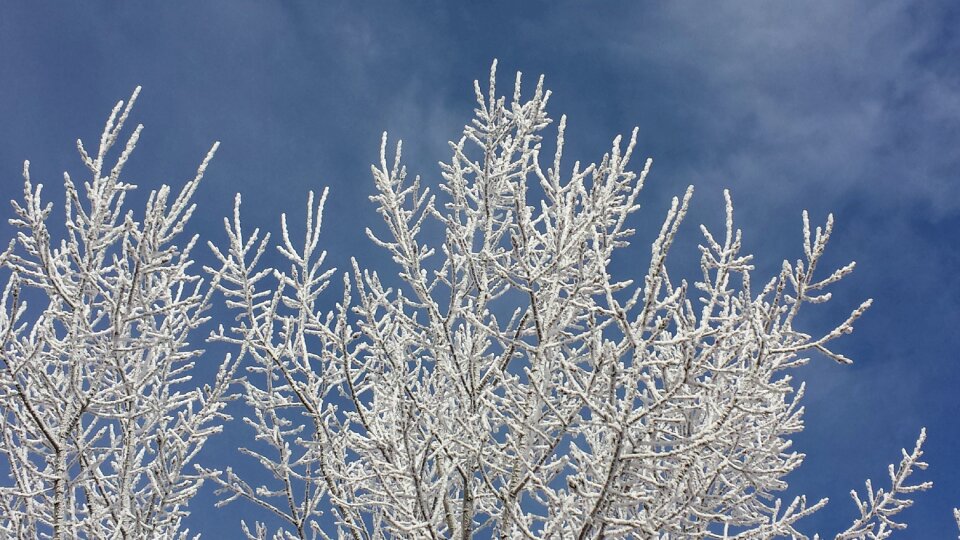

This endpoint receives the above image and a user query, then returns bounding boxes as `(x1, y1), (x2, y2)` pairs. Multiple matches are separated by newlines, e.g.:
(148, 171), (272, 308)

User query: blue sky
(1, 1), (958, 536)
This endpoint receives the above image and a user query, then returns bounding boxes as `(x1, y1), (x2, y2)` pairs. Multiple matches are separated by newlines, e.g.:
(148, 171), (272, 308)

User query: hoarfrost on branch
(204, 63), (945, 539)
(1, 65), (951, 540)
(0, 90), (236, 539)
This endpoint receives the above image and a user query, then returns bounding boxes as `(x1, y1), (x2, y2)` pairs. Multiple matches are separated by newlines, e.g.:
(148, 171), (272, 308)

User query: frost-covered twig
(833, 429), (932, 540)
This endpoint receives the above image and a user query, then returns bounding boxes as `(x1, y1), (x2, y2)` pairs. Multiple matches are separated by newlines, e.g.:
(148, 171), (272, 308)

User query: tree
(205, 63), (948, 539)
(1, 67), (952, 540)
(0, 89), (236, 539)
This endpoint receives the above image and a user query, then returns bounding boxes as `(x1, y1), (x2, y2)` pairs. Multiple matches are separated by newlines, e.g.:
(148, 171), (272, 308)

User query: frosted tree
(208, 63), (942, 539)
(0, 89), (236, 539)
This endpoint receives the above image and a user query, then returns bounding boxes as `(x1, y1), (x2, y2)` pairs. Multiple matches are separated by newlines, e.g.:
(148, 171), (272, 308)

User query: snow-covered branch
(0, 89), (236, 539)
(208, 63), (940, 539)
(832, 430), (932, 540)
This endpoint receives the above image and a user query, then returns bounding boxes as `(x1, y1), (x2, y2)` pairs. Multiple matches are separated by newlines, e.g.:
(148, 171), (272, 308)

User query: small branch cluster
(203, 188), (353, 539)
(831, 429), (933, 540)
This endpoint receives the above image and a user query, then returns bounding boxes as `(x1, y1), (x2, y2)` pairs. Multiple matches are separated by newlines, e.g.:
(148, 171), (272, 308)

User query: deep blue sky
(2, 1), (958, 537)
